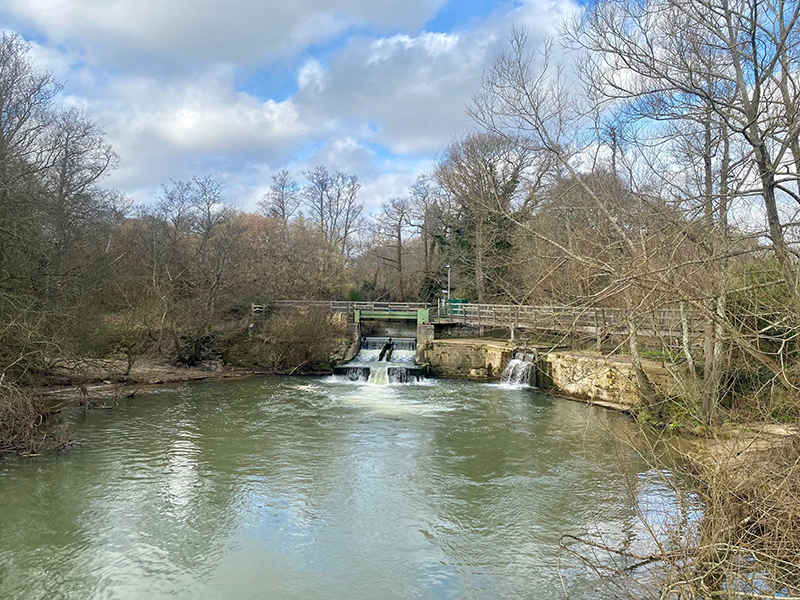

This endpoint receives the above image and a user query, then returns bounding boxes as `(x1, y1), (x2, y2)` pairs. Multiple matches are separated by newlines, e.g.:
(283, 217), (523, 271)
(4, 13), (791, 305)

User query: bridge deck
(253, 300), (704, 341)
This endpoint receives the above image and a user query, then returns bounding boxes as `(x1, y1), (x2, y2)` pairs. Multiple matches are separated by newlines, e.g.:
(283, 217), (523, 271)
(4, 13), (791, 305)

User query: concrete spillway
(333, 337), (425, 384)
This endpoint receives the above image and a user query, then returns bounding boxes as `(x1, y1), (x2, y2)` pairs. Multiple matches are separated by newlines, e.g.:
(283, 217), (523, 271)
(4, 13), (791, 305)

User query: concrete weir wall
(538, 352), (683, 410)
(424, 340), (515, 381)
(538, 352), (640, 410)
(424, 340), (682, 411)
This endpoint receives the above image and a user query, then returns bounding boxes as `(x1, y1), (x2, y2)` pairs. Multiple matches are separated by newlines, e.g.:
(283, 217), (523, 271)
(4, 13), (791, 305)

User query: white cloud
(367, 31), (460, 65)
(359, 171), (428, 212)
(297, 59), (326, 91)
(85, 68), (306, 191)
(2, 0), (582, 210)
(289, 0), (582, 157)
(0, 0), (448, 69)
(294, 28), (496, 155)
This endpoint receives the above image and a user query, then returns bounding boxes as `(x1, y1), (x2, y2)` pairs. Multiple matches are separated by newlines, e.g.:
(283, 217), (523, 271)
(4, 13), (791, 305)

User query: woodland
(2, 0), (800, 593)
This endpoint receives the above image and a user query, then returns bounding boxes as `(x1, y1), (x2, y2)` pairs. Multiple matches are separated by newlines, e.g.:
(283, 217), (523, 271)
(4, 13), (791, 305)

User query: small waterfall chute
(361, 337), (416, 352)
(388, 367), (425, 383)
(368, 365), (389, 385)
(332, 366), (370, 382)
(500, 351), (537, 387)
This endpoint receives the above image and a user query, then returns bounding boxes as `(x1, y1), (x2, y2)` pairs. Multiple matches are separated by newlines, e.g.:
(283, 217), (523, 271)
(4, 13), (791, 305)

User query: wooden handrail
(251, 300), (704, 335)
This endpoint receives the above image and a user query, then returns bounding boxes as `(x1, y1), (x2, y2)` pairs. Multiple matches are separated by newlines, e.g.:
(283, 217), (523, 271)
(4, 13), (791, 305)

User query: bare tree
(373, 196), (413, 301)
(408, 174), (451, 299)
(302, 166), (363, 256)
(573, 0), (800, 299)
(0, 33), (61, 301)
(42, 107), (119, 276)
(0, 33), (60, 188)
(435, 132), (533, 303)
(135, 177), (238, 364)
(259, 169), (299, 223)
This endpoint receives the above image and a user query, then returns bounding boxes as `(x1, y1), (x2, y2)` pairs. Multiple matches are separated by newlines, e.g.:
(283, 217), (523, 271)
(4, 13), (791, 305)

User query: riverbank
(36, 358), (340, 406)
(677, 422), (800, 596)
(35, 359), (271, 405)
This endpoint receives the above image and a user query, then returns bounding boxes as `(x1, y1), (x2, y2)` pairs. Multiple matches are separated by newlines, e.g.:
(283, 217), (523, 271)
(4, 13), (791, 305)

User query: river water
(0, 376), (681, 599)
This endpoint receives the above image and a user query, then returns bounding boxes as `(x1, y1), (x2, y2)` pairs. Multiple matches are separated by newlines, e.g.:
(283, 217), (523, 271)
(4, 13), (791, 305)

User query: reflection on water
(0, 377), (686, 599)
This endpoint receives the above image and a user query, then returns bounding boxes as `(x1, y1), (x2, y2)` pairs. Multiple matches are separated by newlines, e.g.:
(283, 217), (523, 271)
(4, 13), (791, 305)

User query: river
(0, 376), (682, 599)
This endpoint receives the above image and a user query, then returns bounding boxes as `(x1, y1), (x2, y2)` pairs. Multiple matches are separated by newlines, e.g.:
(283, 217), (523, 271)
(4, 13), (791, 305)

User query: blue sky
(0, 0), (580, 212)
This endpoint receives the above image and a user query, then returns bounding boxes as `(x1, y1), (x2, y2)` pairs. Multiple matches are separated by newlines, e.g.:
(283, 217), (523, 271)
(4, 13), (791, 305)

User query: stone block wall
(423, 340), (686, 411)
(415, 324), (434, 363)
(424, 341), (514, 381)
(538, 351), (687, 411)
(343, 323), (361, 362)
(538, 352), (640, 409)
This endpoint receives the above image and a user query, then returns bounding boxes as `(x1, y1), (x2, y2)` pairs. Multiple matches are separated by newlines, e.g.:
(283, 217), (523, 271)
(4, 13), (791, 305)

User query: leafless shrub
(558, 424), (800, 599)
(0, 380), (65, 456)
(226, 307), (346, 373)
(677, 434), (800, 599)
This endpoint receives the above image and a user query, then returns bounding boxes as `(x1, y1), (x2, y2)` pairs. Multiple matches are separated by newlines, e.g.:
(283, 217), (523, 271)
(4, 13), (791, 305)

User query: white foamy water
(499, 351), (537, 387)
(335, 337), (420, 385)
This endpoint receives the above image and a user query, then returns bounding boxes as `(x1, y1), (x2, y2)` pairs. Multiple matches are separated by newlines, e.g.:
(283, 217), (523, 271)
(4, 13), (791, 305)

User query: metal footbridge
(251, 300), (700, 340)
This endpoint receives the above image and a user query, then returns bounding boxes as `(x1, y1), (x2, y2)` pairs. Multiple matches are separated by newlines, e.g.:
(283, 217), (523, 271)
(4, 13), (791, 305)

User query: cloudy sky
(1, 0), (580, 212)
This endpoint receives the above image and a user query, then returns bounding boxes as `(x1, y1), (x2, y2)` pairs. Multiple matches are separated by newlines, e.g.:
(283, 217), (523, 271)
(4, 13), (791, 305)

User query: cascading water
(500, 351), (537, 387)
(360, 337), (417, 352)
(368, 365), (390, 385)
(334, 337), (423, 384)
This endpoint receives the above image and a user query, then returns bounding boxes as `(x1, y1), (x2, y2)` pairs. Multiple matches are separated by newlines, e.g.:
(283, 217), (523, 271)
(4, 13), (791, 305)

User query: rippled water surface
(0, 377), (677, 599)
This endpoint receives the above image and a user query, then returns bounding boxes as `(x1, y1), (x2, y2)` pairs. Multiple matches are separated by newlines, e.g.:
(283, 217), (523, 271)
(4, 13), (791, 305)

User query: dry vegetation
(224, 308), (348, 373)
(0, 381), (62, 456)
(2, 2), (800, 595)
(687, 434), (800, 598)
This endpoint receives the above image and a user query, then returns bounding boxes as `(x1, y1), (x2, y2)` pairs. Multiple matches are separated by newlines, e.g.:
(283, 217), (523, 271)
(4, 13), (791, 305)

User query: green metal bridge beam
(354, 309), (429, 324)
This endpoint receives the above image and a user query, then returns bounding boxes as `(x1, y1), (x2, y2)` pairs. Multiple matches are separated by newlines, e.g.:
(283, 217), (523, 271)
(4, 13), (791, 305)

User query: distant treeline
(2, 4), (800, 431)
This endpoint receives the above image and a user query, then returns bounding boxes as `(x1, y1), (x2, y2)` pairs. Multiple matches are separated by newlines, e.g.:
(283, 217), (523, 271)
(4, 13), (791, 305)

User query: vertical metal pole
(445, 264), (451, 318)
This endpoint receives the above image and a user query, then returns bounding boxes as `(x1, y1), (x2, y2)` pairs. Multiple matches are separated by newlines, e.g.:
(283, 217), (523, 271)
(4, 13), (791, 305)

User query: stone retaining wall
(424, 340), (684, 411)
(423, 340), (515, 381)
(538, 352), (639, 410)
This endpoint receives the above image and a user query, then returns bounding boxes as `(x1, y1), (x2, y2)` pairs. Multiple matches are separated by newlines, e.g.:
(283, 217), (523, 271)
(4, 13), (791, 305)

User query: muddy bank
(38, 359), (275, 405)
(688, 421), (799, 472)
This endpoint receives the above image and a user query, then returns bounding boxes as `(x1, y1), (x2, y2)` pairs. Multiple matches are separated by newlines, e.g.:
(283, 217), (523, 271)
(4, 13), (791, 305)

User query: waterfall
(340, 366), (370, 382)
(334, 337), (423, 384)
(388, 367), (424, 383)
(368, 365), (389, 384)
(500, 351), (537, 387)
(360, 337), (417, 351)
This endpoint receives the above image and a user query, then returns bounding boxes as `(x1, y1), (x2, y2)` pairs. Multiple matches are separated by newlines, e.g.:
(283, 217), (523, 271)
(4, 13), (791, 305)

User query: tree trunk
(475, 213), (485, 303)
(680, 301), (696, 379)
(628, 315), (660, 419)
(422, 217), (430, 288)
(702, 298), (719, 424)
(703, 117), (714, 228)
(396, 221), (404, 301)
(753, 141), (798, 298)
(712, 293), (726, 409)
(720, 124), (730, 234)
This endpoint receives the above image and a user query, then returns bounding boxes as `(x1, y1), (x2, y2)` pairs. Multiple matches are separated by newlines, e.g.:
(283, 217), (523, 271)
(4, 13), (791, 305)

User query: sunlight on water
(0, 376), (687, 600)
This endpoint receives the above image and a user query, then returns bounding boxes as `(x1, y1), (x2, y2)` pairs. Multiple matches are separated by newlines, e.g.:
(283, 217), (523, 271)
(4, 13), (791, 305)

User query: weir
(500, 350), (538, 387)
(361, 337), (416, 351)
(333, 337), (425, 384)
